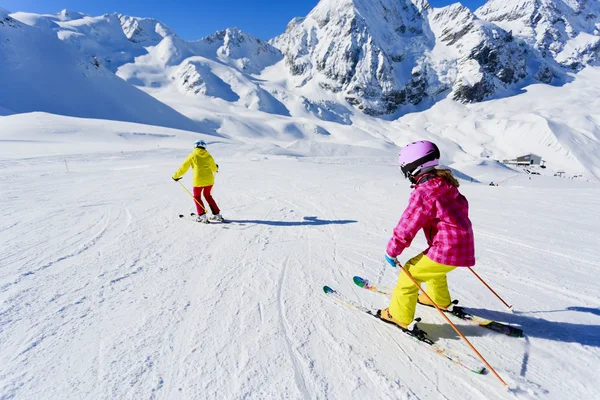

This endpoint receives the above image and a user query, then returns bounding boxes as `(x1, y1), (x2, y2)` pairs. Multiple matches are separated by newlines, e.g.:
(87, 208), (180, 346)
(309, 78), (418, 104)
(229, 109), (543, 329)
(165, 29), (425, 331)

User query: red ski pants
(193, 185), (220, 215)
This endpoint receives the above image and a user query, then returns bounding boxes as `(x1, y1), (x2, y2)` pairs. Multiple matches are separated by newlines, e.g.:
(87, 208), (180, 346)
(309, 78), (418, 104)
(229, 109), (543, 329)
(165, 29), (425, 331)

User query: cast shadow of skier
(227, 215), (357, 227)
(566, 306), (600, 317)
(419, 307), (600, 348)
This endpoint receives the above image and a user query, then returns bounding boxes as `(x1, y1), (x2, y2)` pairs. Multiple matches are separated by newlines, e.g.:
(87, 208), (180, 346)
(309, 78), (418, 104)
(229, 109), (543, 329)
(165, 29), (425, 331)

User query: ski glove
(172, 177), (182, 182)
(385, 253), (398, 268)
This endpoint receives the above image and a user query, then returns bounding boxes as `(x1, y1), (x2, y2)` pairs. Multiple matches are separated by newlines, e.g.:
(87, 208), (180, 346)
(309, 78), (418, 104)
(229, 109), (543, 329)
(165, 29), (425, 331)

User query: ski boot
(196, 213), (209, 224)
(418, 295), (465, 316)
(210, 213), (224, 222)
(377, 309), (432, 343)
(418, 293), (452, 310)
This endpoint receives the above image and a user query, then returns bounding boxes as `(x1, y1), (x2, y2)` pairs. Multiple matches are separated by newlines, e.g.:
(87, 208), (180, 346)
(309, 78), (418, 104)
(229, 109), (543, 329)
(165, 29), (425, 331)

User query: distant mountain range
(1, 1), (599, 177)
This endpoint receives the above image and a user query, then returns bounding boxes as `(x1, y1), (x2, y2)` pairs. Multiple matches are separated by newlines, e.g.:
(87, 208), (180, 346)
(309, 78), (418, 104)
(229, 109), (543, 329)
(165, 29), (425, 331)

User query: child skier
(379, 141), (475, 332)
(172, 140), (223, 223)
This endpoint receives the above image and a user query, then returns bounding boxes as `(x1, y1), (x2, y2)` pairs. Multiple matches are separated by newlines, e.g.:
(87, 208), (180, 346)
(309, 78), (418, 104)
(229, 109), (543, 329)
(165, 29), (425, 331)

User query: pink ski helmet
(398, 141), (440, 179)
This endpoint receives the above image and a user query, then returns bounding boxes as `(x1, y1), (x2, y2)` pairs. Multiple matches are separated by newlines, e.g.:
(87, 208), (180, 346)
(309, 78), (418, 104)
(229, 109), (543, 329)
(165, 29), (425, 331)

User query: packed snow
(1, 113), (599, 399)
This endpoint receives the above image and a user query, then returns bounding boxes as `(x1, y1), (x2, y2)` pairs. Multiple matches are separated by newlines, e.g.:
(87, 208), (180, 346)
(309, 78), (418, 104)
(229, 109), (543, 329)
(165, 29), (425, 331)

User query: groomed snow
(1, 116), (598, 399)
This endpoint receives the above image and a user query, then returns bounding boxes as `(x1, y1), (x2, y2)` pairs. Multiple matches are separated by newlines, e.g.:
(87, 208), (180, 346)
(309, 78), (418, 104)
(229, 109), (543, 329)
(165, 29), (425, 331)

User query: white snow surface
(390, 66), (600, 179)
(1, 114), (599, 399)
(0, 12), (204, 133)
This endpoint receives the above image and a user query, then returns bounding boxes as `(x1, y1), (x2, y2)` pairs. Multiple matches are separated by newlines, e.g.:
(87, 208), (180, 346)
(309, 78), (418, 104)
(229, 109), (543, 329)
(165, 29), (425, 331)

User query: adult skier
(379, 141), (475, 331)
(172, 140), (223, 223)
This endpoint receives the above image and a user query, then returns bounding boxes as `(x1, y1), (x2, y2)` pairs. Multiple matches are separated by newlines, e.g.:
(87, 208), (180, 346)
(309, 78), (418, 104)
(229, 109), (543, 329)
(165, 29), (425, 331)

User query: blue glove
(385, 253), (398, 268)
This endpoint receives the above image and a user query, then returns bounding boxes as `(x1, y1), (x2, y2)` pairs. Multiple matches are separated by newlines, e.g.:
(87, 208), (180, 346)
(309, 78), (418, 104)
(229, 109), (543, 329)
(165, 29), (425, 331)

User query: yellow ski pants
(388, 253), (456, 325)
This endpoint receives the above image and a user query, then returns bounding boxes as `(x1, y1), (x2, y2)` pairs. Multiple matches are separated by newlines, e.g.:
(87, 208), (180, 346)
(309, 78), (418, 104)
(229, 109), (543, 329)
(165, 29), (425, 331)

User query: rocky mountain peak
(476, 0), (600, 69)
(195, 27), (282, 74)
(118, 14), (176, 46)
(272, 0), (433, 114)
(57, 9), (86, 21)
(272, 0), (558, 113)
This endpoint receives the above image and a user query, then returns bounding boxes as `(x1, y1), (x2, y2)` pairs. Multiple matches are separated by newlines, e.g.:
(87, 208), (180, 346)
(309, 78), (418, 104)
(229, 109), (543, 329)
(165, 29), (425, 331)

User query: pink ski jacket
(386, 176), (475, 267)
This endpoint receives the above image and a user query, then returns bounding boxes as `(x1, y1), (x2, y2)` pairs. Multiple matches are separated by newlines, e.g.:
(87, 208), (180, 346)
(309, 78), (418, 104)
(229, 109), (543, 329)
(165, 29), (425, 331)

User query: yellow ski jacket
(173, 148), (218, 187)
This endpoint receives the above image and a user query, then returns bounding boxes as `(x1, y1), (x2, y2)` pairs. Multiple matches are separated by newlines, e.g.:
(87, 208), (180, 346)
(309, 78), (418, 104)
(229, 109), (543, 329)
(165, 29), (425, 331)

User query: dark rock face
(272, 0), (434, 115)
(0, 16), (19, 28)
(454, 78), (494, 103)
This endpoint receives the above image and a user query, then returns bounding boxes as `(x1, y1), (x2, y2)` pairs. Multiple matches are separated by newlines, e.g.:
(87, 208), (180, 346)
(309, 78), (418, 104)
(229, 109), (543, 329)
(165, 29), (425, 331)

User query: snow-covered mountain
(271, 0), (434, 115)
(192, 28), (283, 74)
(2, 3), (600, 178)
(476, 0), (600, 69)
(119, 14), (176, 46)
(5, 2), (594, 118)
(272, 0), (559, 114)
(425, 3), (558, 102)
(0, 8), (205, 132)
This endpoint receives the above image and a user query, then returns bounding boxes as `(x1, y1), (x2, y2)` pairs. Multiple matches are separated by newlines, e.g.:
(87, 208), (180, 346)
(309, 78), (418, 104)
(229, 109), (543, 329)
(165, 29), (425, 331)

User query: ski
(178, 214), (210, 224)
(353, 276), (524, 338)
(323, 285), (486, 374)
(190, 213), (229, 223)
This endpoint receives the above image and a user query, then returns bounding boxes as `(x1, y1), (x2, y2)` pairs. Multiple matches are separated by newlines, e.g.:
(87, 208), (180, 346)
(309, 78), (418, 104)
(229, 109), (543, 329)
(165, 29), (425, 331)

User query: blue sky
(4, 0), (488, 40)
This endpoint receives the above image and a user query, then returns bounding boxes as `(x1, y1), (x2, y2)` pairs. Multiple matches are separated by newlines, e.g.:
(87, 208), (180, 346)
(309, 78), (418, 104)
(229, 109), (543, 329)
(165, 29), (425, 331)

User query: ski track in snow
(1, 149), (599, 399)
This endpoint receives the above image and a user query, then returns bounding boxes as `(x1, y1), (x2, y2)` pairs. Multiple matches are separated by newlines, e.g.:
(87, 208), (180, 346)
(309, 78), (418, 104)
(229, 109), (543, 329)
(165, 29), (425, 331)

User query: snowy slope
(113, 23), (287, 116)
(388, 66), (600, 179)
(10, 11), (176, 71)
(476, 0), (600, 69)
(1, 118), (599, 399)
(0, 10), (205, 133)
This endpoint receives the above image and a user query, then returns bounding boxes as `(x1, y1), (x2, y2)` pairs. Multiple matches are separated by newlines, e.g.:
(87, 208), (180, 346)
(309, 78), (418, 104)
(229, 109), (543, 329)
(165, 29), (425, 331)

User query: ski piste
(322, 285), (487, 375)
(353, 276), (524, 338)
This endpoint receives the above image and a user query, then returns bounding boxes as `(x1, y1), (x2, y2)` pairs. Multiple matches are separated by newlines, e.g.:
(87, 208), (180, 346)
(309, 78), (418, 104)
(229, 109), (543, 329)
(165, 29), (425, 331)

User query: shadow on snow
(228, 216), (357, 227)
(420, 307), (600, 347)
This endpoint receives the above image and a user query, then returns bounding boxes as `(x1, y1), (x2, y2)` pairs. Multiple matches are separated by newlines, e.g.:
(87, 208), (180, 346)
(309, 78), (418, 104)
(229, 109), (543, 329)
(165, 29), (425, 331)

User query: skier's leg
(424, 273), (454, 308)
(417, 256), (456, 308)
(388, 253), (425, 325)
(203, 185), (220, 214)
(389, 254), (456, 324)
(192, 186), (207, 215)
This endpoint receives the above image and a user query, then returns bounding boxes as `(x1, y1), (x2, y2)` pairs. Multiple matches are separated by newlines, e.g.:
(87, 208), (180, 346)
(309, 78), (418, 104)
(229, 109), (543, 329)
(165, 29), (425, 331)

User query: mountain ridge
(2, 2), (600, 178)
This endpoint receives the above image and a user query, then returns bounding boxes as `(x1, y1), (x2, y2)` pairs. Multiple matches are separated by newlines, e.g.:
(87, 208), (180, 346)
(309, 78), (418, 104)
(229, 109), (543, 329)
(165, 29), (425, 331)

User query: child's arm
(386, 191), (433, 257)
(172, 154), (192, 180)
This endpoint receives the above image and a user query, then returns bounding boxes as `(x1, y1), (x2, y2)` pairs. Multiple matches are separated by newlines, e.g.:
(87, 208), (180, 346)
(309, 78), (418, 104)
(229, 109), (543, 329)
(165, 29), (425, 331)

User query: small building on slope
(502, 153), (544, 166)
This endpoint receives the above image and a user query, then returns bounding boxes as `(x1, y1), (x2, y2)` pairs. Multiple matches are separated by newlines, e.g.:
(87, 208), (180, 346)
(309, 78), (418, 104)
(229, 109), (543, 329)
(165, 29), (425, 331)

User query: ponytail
(433, 168), (460, 188)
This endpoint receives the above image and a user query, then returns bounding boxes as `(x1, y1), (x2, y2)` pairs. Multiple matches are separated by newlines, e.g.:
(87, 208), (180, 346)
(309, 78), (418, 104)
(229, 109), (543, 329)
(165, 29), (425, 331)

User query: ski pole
(468, 268), (513, 311)
(397, 264), (509, 388)
(176, 180), (207, 214)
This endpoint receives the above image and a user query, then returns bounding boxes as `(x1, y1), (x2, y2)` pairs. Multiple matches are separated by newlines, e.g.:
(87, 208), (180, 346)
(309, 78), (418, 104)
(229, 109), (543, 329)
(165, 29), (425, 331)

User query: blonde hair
(432, 168), (460, 187)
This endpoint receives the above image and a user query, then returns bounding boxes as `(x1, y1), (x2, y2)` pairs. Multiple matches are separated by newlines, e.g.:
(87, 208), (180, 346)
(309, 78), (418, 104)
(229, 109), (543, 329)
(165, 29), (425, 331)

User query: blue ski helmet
(194, 140), (207, 149)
